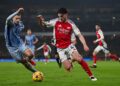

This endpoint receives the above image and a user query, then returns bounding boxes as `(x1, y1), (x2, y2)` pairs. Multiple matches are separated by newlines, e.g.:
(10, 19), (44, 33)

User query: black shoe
(90, 65), (97, 68)
(58, 62), (62, 68)
(90, 76), (97, 81)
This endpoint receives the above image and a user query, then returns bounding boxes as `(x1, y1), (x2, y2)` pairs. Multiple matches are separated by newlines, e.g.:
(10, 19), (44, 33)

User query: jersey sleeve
(71, 33), (76, 42)
(6, 11), (19, 24)
(44, 18), (58, 28)
(70, 20), (81, 36)
(99, 30), (104, 39)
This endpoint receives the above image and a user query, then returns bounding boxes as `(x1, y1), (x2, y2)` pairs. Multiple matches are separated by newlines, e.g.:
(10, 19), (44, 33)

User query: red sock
(45, 57), (48, 62)
(109, 54), (118, 61)
(29, 59), (36, 66)
(93, 55), (97, 65)
(79, 59), (93, 77)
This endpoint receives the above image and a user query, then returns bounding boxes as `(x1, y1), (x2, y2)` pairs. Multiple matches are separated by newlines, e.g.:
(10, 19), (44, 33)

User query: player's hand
(36, 15), (45, 21)
(36, 15), (45, 27)
(18, 8), (24, 14)
(83, 45), (89, 52)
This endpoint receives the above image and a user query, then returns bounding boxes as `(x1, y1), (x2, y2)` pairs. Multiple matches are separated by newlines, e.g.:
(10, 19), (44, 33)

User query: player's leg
(21, 61), (37, 72)
(24, 49), (34, 60)
(104, 50), (120, 61)
(67, 44), (97, 81)
(55, 54), (62, 68)
(62, 60), (72, 72)
(101, 45), (120, 61)
(45, 57), (48, 63)
(58, 50), (72, 71)
(92, 46), (101, 68)
(29, 46), (36, 66)
(53, 46), (62, 68)
(19, 44), (36, 66)
(71, 50), (97, 81)
(108, 53), (120, 61)
(44, 52), (50, 64)
(24, 49), (36, 66)
(9, 49), (37, 72)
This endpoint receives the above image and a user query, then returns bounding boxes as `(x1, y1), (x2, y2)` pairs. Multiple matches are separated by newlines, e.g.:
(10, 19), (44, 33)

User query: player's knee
(64, 64), (72, 71)
(25, 49), (34, 59)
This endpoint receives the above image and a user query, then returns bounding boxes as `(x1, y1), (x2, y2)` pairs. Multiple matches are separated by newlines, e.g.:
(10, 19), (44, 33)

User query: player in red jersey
(37, 8), (97, 81)
(91, 25), (120, 68)
(37, 42), (51, 64)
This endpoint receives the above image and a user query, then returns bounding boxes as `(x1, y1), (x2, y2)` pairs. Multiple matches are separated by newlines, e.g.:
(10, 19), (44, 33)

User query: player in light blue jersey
(4, 8), (38, 73)
(25, 29), (38, 65)
(25, 29), (38, 55)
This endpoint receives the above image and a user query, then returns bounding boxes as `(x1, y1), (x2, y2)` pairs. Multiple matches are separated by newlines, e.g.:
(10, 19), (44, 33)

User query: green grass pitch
(0, 61), (120, 86)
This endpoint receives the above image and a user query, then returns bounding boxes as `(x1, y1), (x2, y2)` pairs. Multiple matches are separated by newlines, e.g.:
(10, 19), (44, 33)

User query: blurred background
(0, 0), (120, 60)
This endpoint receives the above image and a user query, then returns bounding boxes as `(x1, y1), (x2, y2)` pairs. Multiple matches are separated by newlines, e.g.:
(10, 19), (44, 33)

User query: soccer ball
(32, 71), (44, 82)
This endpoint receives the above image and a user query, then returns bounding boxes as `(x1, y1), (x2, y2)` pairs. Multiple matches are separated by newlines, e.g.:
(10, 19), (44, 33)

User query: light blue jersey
(4, 11), (28, 62)
(25, 34), (36, 54)
(4, 13), (24, 47)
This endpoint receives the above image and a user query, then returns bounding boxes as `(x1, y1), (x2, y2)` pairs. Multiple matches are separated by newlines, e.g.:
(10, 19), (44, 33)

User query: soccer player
(25, 29), (39, 66)
(36, 42), (51, 64)
(4, 8), (38, 72)
(37, 8), (97, 81)
(91, 24), (120, 68)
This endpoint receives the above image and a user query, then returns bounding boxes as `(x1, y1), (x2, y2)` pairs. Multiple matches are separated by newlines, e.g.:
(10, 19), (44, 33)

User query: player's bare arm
(93, 37), (104, 44)
(6, 8), (24, 21)
(78, 33), (89, 51)
(36, 45), (44, 51)
(33, 37), (39, 45)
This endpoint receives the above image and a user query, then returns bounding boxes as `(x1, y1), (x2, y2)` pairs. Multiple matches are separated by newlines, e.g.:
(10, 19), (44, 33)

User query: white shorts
(57, 44), (77, 62)
(94, 45), (109, 54)
(44, 52), (49, 57)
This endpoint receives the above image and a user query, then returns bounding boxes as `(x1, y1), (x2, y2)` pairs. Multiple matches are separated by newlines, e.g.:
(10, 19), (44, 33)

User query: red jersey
(96, 29), (106, 46)
(96, 31), (103, 46)
(45, 18), (81, 48)
(43, 44), (49, 52)
(55, 21), (73, 48)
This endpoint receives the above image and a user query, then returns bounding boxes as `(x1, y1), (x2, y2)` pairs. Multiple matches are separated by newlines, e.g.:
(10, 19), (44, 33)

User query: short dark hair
(95, 24), (101, 27)
(57, 8), (68, 14)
